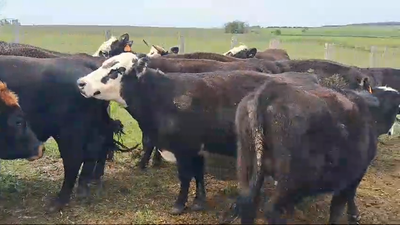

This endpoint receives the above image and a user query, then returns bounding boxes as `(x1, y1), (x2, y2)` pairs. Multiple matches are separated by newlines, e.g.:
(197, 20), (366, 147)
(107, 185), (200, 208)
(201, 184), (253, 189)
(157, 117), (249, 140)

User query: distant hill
(323, 22), (400, 27)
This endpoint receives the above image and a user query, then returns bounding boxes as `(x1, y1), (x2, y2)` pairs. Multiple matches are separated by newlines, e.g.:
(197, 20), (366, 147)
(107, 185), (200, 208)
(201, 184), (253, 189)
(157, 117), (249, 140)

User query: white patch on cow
(147, 45), (166, 58)
(223, 45), (249, 56)
(158, 149), (177, 162)
(173, 94), (192, 110)
(376, 85), (399, 93)
(93, 36), (118, 57)
(77, 52), (139, 106)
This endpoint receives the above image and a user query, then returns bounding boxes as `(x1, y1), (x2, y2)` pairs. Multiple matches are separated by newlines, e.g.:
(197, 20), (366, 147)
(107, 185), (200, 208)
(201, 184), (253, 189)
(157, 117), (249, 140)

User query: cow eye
(117, 67), (126, 74)
(15, 118), (24, 127)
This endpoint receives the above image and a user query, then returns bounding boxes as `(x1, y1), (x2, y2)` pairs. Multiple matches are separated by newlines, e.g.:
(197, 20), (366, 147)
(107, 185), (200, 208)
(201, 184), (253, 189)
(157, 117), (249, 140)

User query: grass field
(0, 25), (400, 224)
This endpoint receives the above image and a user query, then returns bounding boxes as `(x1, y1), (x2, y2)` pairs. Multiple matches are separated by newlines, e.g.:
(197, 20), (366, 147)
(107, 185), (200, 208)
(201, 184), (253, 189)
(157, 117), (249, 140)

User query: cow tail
(110, 119), (140, 152)
(235, 91), (266, 224)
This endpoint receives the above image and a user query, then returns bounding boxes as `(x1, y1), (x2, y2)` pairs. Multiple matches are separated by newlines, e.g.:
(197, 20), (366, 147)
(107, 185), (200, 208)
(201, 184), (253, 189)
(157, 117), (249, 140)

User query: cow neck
(121, 68), (174, 124)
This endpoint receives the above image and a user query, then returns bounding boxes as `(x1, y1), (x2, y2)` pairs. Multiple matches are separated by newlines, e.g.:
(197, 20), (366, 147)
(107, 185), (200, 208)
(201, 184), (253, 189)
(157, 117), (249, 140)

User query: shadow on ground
(0, 136), (399, 224)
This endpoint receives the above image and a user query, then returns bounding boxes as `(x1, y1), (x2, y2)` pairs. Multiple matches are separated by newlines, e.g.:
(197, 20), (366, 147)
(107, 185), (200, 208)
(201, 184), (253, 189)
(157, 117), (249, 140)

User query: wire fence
(3, 24), (400, 69)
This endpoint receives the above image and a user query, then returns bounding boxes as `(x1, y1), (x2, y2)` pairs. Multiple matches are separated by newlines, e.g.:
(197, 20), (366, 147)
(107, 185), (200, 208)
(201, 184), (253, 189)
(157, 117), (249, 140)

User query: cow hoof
(170, 205), (186, 215)
(76, 184), (90, 198)
(47, 200), (65, 213)
(92, 180), (104, 195)
(348, 214), (361, 224)
(191, 199), (206, 211)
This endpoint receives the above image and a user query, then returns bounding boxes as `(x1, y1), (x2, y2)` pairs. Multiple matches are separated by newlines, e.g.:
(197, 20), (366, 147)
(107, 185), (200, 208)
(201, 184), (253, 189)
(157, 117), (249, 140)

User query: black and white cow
(76, 52), (323, 215)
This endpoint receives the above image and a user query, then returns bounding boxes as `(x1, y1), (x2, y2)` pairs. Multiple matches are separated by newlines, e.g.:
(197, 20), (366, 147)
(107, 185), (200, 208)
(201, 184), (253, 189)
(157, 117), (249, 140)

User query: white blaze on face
(223, 45), (249, 56)
(77, 52), (139, 106)
(93, 36), (118, 57)
(147, 45), (166, 58)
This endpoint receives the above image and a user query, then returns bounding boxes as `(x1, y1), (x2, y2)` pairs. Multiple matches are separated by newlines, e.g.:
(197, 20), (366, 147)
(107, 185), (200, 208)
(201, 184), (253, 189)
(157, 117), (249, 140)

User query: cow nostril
(78, 80), (86, 87)
(94, 90), (101, 96)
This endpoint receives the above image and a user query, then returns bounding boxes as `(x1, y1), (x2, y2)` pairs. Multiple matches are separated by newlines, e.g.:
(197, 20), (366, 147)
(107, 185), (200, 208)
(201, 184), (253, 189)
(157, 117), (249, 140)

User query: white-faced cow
(143, 39), (179, 58)
(93, 33), (133, 58)
(76, 52), (329, 215)
(223, 45), (257, 59)
(0, 81), (44, 160)
(224, 45), (291, 61)
(233, 79), (400, 224)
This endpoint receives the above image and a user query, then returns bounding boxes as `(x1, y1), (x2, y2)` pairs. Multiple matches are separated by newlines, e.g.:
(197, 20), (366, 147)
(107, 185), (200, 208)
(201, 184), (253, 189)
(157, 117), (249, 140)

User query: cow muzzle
(77, 79), (92, 98)
(27, 143), (45, 161)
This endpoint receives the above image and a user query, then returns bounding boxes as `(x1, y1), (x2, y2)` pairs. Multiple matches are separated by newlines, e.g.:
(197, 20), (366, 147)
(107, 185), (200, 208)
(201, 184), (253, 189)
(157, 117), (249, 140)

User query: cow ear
(119, 33), (129, 43)
(248, 48), (257, 58)
(124, 40), (134, 52)
(134, 54), (149, 77)
(360, 77), (372, 93)
(170, 46), (179, 54)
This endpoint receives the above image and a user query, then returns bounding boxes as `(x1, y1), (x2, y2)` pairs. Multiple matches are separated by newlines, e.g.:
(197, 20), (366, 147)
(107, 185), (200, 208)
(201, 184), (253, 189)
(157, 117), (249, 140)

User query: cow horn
(143, 39), (150, 47)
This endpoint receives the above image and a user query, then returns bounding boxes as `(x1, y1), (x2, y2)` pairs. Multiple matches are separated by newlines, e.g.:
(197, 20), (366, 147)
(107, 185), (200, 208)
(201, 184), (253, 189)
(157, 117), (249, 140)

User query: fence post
(105, 30), (111, 40)
(370, 46), (377, 67)
(230, 36), (238, 49)
(14, 23), (20, 43)
(269, 39), (280, 49)
(324, 43), (332, 60)
(179, 35), (185, 54)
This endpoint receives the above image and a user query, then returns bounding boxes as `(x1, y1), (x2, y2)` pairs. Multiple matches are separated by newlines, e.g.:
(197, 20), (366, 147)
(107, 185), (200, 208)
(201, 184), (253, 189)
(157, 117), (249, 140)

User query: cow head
(143, 39), (179, 58)
(0, 82), (45, 160)
(93, 33), (133, 58)
(368, 85), (400, 135)
(223, 45), (257, 59)
(77, 52), (150, 106)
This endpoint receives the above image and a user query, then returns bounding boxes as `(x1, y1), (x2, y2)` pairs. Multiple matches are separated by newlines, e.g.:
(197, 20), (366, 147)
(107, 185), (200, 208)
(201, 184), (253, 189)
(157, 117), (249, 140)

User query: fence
(4, 25), (400, 69)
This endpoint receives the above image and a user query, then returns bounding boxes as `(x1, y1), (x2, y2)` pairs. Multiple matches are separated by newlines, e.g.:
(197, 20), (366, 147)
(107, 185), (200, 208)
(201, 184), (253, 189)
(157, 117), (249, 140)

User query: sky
(1, 0), (399, 28)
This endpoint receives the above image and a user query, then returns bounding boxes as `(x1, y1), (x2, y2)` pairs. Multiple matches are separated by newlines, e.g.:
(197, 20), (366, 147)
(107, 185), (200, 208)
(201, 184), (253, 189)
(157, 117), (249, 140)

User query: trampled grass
(0, 25), (399, 224)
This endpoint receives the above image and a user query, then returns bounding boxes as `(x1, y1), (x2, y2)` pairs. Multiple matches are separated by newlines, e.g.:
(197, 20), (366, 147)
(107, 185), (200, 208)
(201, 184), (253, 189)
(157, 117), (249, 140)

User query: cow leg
(138, 135), (155, 170)
(152, 148), (162, 168)
(76, 160), (95, 198)
(91, 150), (108, 195)
(49, 151), (83, 212)
(170, 154), (194, 215)
(48, 129), (85, 213)
(191, 155), (206, 211)
(106, 150), (114, 161)
(238, 170), (266, 224)
(328, 177), (362, 225)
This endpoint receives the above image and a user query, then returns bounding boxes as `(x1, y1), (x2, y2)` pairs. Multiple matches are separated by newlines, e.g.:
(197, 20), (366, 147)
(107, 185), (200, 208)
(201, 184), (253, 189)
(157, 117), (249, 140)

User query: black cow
(233, 79), (400, 224)
(0, 55), (127, 212)
(0, 81), (45, 160)
(76, 52), (323, 215)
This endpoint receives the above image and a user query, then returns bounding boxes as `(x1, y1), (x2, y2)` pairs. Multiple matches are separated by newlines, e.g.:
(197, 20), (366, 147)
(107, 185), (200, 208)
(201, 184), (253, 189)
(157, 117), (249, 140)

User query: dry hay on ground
(0, 137), (399, 224)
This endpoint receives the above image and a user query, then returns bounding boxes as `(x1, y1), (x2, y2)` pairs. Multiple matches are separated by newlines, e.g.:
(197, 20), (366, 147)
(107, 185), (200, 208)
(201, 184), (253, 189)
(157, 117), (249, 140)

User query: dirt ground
(0, 137), (399, 224)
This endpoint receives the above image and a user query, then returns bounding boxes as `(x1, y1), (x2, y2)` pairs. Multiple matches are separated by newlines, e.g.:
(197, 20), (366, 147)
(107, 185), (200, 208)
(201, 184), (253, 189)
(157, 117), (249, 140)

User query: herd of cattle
(1, 32), (400, 224)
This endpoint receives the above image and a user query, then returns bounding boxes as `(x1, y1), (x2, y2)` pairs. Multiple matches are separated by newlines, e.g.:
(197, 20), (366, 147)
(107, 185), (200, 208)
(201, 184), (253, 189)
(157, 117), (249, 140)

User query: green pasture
(0, 25), (400, 68)
(0, 25), (399, 223)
